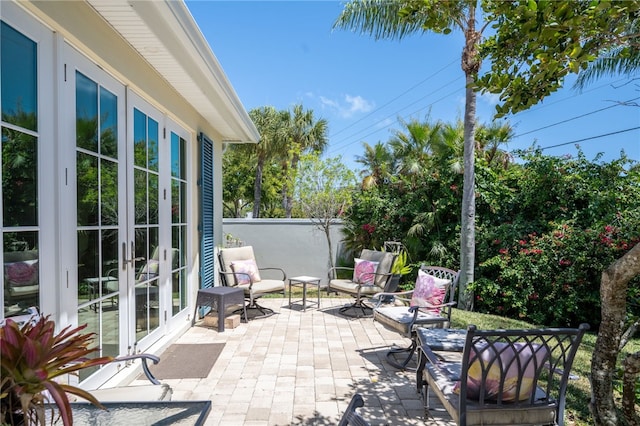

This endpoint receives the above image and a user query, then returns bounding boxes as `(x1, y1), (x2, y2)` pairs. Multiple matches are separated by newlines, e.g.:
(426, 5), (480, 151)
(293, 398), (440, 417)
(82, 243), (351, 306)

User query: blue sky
(186, 1), (640, 172)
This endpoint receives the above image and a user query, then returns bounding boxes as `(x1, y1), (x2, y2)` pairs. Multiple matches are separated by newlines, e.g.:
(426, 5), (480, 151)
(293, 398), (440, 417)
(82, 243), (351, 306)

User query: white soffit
(86, 0), (259, 144)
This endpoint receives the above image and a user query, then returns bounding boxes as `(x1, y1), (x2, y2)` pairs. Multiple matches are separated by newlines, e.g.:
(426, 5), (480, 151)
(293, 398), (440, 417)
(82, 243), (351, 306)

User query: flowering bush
(472, 217), (640, 327)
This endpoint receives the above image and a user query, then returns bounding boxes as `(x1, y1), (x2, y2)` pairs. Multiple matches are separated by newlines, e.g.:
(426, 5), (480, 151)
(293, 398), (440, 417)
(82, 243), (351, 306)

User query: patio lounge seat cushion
(327, 249), (397, 318)
(237, 279), (285, 296)
(372, 266), (460, 369)
(218, 245), (286, 317)
(328, 279), (383, 297)
(418, 324), (590, 426)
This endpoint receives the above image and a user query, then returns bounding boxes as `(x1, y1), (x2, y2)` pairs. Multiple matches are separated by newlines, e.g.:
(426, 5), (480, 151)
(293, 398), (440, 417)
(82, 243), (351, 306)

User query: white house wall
(2, 0), (256, 386)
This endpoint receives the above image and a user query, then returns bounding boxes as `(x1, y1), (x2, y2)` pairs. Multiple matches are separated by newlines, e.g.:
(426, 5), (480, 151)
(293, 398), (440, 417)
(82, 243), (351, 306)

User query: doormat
(147, 343), (225, 380)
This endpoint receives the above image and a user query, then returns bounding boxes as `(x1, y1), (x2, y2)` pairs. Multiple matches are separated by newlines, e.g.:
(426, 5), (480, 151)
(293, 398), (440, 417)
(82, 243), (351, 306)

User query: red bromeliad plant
(0, 316), (113, 426)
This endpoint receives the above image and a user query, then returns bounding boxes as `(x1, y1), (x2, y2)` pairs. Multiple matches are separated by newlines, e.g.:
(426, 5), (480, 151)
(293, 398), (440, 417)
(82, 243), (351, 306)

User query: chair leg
(241, 297), (275, 319)
(338, 298), (373, 318)
(385, 338), (417, 370)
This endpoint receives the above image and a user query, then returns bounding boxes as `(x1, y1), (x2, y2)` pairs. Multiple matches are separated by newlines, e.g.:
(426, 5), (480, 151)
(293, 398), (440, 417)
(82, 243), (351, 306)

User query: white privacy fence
(222, 219), (345, 285)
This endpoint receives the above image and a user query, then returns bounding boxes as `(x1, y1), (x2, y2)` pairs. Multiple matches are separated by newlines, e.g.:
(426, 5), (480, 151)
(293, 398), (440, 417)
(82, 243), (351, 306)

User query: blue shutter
(199, 132), (214, 290)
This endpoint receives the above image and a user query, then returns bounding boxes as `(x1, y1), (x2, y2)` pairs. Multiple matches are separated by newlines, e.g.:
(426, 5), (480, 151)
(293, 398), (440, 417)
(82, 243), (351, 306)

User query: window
(1, 21), (40, 317)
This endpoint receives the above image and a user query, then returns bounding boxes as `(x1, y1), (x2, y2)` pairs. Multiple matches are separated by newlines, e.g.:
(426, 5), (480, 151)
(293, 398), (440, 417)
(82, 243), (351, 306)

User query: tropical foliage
(1, 316), (112, 426)
(344, 114), (640, 330)
(224, 105), (329, 219)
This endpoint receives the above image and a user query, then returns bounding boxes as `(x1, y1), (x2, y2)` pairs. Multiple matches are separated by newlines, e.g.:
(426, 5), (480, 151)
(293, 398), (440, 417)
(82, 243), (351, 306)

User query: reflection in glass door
(133, 108), (160, 341)
(75, 71), (121, 379)
(170, 132), (187, 316)
(1, 21), (41, 319)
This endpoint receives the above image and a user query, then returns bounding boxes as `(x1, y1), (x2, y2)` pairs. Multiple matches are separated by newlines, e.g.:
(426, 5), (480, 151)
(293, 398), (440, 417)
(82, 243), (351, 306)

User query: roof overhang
(86, 0), (259, 144)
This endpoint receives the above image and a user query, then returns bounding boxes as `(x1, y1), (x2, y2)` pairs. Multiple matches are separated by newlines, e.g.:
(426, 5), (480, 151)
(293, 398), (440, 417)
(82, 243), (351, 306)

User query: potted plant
(387, 249), (413, 293)
(1, 315), (113, 426)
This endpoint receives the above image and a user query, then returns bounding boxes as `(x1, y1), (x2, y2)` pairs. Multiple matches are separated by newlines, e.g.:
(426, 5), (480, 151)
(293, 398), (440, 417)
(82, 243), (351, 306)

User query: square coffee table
(288, 276), (322, 312)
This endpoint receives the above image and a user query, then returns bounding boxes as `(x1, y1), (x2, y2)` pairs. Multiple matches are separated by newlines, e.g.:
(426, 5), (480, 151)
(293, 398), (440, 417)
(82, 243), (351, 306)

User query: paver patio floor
(147, 297), (455, 425)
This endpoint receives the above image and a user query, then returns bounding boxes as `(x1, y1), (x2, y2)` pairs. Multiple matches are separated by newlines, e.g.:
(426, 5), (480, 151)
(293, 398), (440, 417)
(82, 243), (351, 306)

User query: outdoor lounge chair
(218, 245), (286, 318)
(338, 393), (370, 426)
(372, 265), (460, 370)
(327, 249), (397, 317)
(417, 323), (589, 426)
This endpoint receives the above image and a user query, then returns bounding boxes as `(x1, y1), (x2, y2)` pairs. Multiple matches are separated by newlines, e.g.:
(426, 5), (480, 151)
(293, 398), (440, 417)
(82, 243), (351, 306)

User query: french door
(65, 45), (188, 383)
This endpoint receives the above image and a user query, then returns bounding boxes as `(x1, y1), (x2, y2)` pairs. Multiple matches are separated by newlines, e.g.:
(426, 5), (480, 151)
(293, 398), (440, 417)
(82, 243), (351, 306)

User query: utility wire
(539, 126), (640, 151)
(514, 96), (640, 138)
(329, 58), (459, 140)
(329, 77), (463, 151)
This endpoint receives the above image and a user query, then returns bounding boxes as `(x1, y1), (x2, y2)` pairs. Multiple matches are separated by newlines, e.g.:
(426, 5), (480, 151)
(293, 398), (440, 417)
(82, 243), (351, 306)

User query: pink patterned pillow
(409, 269), (451, 313)
(352, 258), (379, 285)
(461, 342), (549, 402)
(4, 260), (39, 287)
(231, 259), (261, 285)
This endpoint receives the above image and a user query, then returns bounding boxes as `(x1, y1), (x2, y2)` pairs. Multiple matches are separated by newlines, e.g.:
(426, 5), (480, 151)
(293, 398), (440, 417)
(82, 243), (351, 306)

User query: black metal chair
(417, 323), (589, 425)
(327, 249), (397, 318)
(338, 394), (370, 426)
(373, 265), (460, 370)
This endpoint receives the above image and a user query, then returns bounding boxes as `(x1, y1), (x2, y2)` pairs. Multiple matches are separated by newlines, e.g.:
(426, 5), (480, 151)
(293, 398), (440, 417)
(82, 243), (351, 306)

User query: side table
(192, 286), (246, 331)
(288, 276), (322, 312)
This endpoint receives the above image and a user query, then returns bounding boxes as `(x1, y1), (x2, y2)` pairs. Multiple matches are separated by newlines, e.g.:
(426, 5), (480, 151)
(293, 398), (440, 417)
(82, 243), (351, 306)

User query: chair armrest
(373, 290), (413, 298)
(371, 290), (413, 307)
(420, 343), (443, 366)
(114, 354), (161, 385)
(258, 267), (286, 281)
(220, 270), (255, 288)
(409, 301), (457, 312)
(328, 266), (354, 280)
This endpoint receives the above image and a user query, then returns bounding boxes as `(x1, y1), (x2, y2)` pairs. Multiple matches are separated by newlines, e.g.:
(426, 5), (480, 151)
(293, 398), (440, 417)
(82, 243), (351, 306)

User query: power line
(539, 126), (640, 151)
(510, 76), (636, 116)
(329, 77), (463, 152)
(514, 96), (640, 138)
(329, 58), (459, 140)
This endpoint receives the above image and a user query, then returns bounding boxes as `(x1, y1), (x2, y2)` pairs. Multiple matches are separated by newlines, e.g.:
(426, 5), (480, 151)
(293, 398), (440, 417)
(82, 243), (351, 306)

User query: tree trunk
(458, 13), (481, 311)
(591, 242), (640, 425)
(252, 157), (264, 219)
(621, 351), (640, 425)
(284, 154), (300, 219)
(325, 220), (334, 270)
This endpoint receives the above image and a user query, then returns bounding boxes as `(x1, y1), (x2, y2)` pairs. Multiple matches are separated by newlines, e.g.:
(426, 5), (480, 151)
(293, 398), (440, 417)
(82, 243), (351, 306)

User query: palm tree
(354, 141), (394, 189)
(335, 0), (490, 308)
(574, 16), (640, 90)
(475, 122), (514, 169)
(388, 117), (443, 186)
(248, 107), (289, 219)
(281, 105), (328, 218)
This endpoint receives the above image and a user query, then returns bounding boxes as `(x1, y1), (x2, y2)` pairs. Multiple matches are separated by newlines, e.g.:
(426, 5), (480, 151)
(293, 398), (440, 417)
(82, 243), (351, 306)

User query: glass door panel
(170, 132), (188, 316)
(74, 69), (122, 379)
(1, 21), (41, 318)
(132, 108), (161, 341)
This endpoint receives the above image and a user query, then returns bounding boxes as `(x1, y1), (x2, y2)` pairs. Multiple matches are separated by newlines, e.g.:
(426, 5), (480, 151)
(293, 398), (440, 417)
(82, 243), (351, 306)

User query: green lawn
(450, 308), (640, 426)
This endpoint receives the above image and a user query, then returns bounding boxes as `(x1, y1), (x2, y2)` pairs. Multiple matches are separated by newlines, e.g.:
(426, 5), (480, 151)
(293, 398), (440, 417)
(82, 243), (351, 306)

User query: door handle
(123, 241), (145, 268)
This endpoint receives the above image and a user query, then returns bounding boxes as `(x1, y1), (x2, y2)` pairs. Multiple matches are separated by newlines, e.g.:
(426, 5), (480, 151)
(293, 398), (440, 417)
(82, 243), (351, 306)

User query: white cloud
(319, 94), (375, 118)
(480, 91), (501, 107)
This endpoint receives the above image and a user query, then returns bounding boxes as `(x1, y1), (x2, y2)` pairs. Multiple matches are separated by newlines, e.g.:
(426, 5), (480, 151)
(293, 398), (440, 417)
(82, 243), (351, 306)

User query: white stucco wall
(222, 219), (345, 285)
